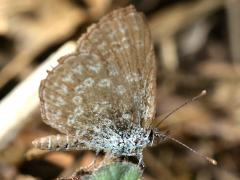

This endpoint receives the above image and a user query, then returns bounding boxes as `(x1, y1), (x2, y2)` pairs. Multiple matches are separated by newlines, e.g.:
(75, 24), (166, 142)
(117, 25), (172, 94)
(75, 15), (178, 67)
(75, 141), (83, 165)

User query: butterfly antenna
(166, 135), (217, 165)
(155, 90), (207, 128)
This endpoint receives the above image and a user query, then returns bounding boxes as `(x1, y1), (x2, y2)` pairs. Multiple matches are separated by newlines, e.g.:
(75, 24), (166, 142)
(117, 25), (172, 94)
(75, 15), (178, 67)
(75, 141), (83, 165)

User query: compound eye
(149, 130), (154, 144)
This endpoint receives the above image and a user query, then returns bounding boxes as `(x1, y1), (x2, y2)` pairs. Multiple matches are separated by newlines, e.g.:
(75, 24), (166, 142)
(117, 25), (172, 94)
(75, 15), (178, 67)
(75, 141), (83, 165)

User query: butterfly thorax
(89, 123), (151, 156)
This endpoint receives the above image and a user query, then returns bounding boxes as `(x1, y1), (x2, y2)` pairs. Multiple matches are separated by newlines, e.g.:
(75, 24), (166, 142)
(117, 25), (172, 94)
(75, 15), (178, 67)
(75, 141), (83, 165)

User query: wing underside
(39, 5), (156, 138)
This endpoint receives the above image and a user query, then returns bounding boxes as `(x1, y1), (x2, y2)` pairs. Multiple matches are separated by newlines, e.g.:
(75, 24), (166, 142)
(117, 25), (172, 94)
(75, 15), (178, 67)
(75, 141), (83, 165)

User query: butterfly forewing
(39, 5), (156, 140)
(77, 6), (156, 128)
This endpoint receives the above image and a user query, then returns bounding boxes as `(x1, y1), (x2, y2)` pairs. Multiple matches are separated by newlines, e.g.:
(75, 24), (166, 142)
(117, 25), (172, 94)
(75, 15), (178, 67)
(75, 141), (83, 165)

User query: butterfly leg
(84, 150), (101, 170)
(137, 153), (144, 167)
(85, 151), (116, 170)
(101, 151), (119, 166)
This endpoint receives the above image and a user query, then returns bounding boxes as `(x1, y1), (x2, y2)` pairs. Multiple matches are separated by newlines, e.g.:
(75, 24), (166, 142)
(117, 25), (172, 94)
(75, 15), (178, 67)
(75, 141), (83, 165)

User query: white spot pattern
(50, 110), (62, 120)
(98, 79), (111, 87)
(93, 101), (112, 113)
(122, 37), (130, 49)
(62, 73), (74, 83)
(115, 85), (126, 95)
(67, 115), (75, 125)
(122, 112), (131, 120)
(56, 96), (65, 106)
(72, 65), (84, 75)
(126, 73), (141, 83)
(87, 63), (101, 73)
(75, 84), (85, 94)
(107, 64), (119, 76)
(74, 106), (84, 116)
(119, 27), (127, 34)
(72, 96), (83, 105)
(83, 77), (95, 87)
(60, 84), (68, 94)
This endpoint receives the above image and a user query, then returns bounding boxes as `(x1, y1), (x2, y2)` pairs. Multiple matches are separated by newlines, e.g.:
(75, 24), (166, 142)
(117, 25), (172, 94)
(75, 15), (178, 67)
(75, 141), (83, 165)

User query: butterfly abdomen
(32, 135), (88, 151)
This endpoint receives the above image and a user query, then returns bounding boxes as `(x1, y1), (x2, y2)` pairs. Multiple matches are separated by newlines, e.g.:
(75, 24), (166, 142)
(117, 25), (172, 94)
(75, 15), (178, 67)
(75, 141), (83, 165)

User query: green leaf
(83, 162), (142, 180)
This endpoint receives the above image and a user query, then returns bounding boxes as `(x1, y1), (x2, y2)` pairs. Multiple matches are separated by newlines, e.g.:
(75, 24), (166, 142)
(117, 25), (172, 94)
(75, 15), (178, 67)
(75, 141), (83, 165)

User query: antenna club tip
(201, 90), (207, 96)
(212, 159), (218, 165)
(207, 158), (217, 165)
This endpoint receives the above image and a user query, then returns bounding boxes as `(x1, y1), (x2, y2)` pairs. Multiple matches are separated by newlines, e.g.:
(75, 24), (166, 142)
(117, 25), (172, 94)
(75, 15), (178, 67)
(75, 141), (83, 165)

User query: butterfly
(32, 5), (216, 166)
